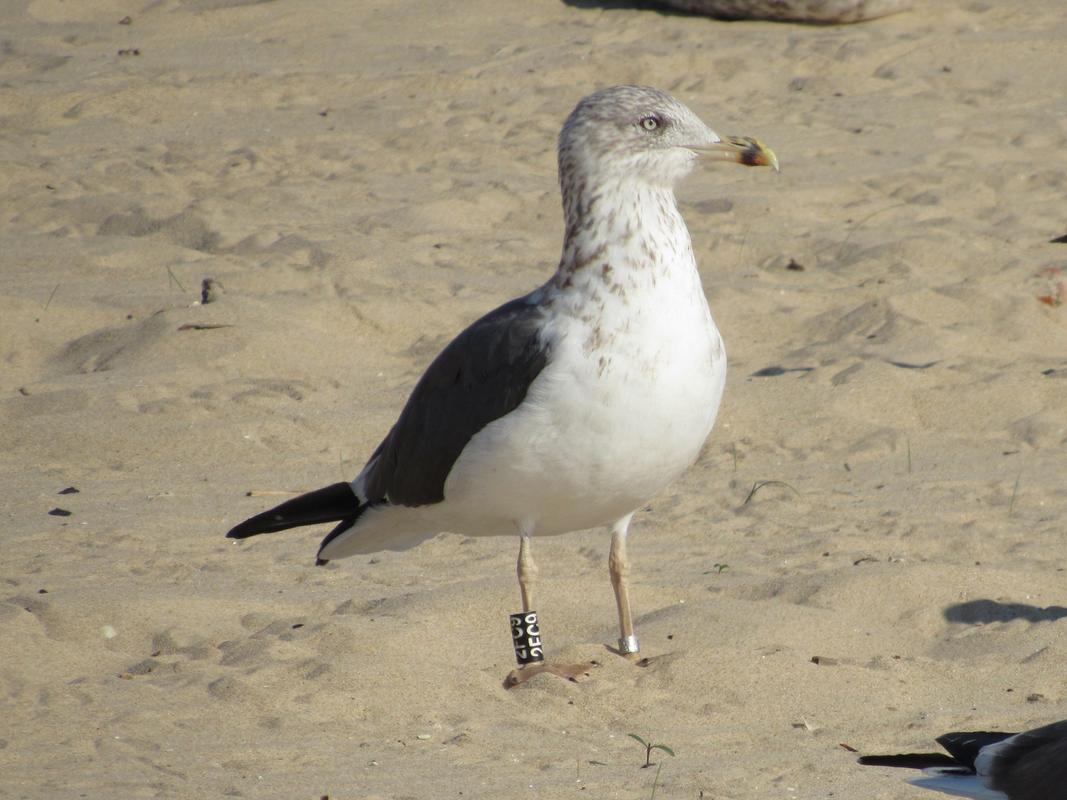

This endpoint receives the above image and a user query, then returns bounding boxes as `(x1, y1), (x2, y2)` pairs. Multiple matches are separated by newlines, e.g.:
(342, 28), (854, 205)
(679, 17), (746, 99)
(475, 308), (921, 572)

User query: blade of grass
(742, 480), (799, 506)
(166, 265), (186, 293)
(43, 283), (60, 311)
(1009, 469), (1022, 518)
(649, 762), (663, 800)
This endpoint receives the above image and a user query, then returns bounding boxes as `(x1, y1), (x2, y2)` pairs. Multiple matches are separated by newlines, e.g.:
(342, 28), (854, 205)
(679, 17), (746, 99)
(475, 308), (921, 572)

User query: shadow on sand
(944, 599), (1067, 625)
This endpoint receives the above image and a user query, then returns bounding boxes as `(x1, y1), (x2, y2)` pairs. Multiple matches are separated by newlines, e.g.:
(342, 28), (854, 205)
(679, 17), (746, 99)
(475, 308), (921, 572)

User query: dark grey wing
(360, 292), (550, 507)
(988, 720), (1067, 800)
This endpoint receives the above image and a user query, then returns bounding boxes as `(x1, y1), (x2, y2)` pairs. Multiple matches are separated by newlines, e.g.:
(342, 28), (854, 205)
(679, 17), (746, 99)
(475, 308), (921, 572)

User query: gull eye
(640, 115), (660, 131)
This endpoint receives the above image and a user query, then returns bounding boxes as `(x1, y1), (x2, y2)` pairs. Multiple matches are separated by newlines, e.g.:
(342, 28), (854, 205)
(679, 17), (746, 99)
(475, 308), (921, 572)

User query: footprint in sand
(97, 205), (221, 253)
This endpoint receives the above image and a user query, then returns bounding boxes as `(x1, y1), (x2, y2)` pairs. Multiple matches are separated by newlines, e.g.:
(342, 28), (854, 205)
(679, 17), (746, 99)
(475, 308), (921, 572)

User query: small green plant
(627, 733), (675, 768)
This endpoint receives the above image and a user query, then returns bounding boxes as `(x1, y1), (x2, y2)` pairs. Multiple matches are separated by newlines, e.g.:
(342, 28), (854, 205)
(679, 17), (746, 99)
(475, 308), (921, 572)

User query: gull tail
(226, 482), (363, 565)
(909, 772), (1004, 800)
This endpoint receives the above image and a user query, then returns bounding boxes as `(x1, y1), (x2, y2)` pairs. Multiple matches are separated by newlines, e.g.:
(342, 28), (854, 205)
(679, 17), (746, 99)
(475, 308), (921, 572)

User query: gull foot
(504, 660), (600, 688)
(605, 645), (660, 668)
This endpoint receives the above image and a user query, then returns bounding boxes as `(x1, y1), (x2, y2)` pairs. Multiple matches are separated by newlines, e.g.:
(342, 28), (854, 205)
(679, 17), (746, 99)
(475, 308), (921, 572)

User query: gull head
(558, 85), (777, 192)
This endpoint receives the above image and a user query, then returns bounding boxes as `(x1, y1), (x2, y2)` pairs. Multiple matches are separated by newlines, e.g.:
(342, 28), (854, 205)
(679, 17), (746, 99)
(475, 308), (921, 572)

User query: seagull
(858, 719), (1067, 800)
(226, 85), (777, 680)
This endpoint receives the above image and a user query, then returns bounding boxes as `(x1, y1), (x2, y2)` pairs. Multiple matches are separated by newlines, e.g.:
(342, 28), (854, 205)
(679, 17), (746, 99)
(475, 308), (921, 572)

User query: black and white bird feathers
(859, 719), (1067, 800)
(226, 87), (776, 651)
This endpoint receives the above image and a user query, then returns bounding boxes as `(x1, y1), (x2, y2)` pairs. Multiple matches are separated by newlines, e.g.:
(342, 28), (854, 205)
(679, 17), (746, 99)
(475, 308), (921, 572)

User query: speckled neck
(554, 174), (692, 287)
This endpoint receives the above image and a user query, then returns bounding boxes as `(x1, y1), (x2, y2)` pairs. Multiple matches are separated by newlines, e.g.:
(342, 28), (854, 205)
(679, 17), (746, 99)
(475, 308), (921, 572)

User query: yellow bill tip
(729, 136), (779, 172)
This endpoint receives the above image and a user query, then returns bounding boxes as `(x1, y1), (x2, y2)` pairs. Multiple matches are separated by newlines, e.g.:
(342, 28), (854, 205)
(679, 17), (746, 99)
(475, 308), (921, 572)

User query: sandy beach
(3, 0), (1066, 797)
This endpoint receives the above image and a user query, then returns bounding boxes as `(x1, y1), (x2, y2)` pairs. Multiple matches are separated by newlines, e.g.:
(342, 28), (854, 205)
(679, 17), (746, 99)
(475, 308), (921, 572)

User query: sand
(2, 0), (1066, 797)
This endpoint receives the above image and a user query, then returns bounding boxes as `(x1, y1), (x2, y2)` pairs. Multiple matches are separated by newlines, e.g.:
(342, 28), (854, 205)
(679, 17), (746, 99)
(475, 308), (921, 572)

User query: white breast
(444, 188), (725, 536)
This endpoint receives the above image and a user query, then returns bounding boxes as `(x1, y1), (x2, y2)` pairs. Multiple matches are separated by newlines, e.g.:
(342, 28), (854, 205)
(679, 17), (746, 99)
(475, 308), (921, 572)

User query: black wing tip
(225, 509), (301, 539)
(857, 753), (961, 770)
(858, 731), (1021, 773)
(227, 517), (273, 539)
(225, 482), (360, 541)
(937, 731), (1016, 768)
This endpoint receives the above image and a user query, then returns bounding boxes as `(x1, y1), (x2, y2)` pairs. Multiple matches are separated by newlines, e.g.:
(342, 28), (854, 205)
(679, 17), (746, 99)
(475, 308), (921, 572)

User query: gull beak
(691, 136), (779, 172)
